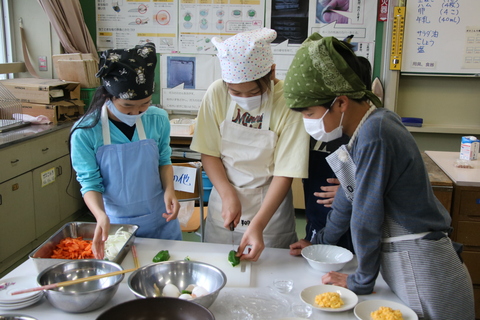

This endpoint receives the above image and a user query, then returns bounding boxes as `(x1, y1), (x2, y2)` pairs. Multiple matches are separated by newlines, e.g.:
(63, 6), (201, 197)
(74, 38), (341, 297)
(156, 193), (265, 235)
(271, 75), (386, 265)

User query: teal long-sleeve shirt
(313, 108), (451, 294)
(70, 106), (172, 196)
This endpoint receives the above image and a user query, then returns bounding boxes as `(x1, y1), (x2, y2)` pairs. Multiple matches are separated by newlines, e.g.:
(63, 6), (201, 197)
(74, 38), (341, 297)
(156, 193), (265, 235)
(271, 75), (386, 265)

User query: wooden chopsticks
(10, 268), (137, 296)
(131, 245), (140, 269)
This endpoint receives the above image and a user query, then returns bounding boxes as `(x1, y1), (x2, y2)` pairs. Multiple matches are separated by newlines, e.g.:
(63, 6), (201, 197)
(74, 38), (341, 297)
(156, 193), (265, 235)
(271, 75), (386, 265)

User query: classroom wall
(9, 0), (479, 153)
(10, 0), (61, 79)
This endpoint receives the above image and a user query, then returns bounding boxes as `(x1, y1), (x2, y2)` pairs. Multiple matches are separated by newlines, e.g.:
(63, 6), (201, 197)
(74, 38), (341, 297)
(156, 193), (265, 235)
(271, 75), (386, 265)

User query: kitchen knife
(229, 221), (235, 248)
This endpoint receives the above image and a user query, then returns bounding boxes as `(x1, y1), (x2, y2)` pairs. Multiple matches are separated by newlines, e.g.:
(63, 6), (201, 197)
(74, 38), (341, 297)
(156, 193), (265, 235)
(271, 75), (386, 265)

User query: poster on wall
(308, 0), (378, 66)
(266, 0), (378, 80)
(96, 0), (179, 53)
(265, 0), (309, 80)
(178, 0), (265, 53)
(159, 54), (221, 111)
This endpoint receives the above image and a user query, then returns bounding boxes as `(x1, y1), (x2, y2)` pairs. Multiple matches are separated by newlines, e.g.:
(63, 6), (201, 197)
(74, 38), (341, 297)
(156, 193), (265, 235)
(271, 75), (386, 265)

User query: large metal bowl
(128, 260), (226, 308)
(96, 297), (215, 320)
(37, 260), (123, 313)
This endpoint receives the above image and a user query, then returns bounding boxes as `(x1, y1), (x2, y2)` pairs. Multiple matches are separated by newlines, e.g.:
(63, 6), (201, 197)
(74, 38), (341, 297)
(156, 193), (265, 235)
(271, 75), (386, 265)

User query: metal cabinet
(0, 141), (33, 183)
(0, 172), (35, 261)
(0, 126), (85, 275)
(32, 155), (84, 237)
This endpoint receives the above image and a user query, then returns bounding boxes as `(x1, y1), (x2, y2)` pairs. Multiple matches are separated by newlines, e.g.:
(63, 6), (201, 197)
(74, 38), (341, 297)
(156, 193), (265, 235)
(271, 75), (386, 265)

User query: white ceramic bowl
(301, 244), (353, 272)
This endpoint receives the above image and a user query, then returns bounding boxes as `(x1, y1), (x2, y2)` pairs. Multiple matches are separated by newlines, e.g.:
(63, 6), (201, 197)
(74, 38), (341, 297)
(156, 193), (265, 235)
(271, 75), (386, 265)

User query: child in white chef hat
(191, 28), (310, 262)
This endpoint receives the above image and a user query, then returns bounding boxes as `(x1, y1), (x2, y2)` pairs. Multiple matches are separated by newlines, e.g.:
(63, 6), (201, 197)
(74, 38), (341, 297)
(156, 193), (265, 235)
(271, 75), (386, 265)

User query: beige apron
(205, 83), (297, 248)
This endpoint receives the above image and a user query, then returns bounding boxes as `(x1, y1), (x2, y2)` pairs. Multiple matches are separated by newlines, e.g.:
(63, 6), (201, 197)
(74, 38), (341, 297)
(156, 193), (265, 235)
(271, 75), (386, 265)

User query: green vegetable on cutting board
(228, 250), (240, 267)
(152, 250), (170, 262)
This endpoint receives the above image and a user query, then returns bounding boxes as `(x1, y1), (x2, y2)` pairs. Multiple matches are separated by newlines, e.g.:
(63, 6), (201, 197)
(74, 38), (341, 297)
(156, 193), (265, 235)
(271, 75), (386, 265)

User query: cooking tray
(29, 222), (138, 272)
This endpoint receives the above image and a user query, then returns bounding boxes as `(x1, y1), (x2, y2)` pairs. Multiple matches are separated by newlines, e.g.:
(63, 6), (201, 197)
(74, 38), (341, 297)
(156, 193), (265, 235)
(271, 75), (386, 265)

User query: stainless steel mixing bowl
(36, 259), (123, 313)
(128, 260), (226, 308)
(96, 297), (215, 320)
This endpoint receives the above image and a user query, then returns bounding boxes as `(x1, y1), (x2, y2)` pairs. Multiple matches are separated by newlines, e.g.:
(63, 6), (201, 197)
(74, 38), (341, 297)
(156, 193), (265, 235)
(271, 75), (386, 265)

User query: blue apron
(95, 104), (181, 240)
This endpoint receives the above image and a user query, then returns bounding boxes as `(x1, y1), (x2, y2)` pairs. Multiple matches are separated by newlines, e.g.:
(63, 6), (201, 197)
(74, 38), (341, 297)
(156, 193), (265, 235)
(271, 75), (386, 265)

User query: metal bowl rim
(127, 260), (227, 299)
(37, 259), (124, 295)
(96, 297), (215, 319)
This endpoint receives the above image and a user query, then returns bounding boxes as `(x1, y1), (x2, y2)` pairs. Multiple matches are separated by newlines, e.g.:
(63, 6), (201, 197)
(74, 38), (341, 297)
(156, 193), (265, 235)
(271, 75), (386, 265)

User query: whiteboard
(402, 0), (480, 75)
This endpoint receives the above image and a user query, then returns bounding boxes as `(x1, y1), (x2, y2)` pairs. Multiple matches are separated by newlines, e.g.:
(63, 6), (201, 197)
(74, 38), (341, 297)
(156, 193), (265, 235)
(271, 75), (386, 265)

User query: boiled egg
(162, 283), (180, 297)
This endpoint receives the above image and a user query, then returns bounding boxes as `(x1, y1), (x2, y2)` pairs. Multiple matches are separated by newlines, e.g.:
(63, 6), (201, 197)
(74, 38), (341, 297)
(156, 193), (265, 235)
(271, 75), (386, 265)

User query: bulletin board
(81, 0), (382, 105)
(401, 0), (480, 75)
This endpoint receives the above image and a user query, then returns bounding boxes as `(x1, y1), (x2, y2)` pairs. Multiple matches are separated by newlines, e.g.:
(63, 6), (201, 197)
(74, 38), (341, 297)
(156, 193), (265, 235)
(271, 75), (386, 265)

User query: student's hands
(289, 239), (312, 256)
(322, 271), (348, 288)
(221, 192), (242, 230)
(237, 225), (265, 262)
(92, 214), (110, 259)
(163, 189), (180, 222)
(314, 178), (340, 207)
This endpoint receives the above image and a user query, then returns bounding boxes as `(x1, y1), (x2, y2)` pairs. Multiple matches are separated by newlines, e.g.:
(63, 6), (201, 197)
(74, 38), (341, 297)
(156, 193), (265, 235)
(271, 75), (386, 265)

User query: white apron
(96, 105), (182, 240)
(205, 84), (297, 248)
(326, 106), (475, 319)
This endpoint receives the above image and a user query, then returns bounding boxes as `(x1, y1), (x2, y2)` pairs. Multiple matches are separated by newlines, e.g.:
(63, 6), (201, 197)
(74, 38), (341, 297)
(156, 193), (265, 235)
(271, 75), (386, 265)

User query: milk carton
(460, 136), (479, 160)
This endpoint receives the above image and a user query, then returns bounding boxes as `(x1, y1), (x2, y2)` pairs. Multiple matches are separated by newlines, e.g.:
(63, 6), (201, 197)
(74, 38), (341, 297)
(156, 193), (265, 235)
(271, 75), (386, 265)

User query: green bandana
(284, 33), (382, 109)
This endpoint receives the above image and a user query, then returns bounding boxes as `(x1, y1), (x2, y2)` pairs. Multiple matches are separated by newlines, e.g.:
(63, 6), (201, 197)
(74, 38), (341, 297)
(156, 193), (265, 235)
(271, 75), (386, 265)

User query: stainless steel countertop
(0, 122), (74, 149)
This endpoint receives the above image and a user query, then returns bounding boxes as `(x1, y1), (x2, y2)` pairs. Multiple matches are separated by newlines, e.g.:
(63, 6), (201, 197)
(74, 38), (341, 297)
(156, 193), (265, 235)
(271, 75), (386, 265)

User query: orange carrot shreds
(50, 237), (95, 259)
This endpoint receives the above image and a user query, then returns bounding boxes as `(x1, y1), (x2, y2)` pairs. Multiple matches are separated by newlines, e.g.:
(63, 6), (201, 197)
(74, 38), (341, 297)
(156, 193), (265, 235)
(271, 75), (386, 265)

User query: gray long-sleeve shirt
(313, 108), (451, 294)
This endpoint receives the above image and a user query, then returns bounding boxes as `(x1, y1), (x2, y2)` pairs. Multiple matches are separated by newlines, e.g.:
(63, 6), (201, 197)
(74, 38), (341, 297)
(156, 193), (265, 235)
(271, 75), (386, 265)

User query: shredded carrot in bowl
(50, 237), (95, 259)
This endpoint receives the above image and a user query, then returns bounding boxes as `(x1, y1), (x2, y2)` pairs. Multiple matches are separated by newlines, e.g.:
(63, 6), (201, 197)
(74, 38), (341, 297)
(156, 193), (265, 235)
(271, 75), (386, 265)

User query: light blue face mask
(106, 99), (144, 127)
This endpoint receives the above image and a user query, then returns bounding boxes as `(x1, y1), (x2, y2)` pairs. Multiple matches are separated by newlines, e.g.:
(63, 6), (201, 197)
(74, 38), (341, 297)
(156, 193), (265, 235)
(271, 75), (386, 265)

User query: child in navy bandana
(69, 43), (182, 259)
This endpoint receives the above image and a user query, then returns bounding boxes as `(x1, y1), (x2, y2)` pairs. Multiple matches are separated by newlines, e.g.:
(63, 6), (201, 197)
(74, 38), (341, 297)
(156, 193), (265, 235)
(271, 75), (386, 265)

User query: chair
(172, 162), (206, 242)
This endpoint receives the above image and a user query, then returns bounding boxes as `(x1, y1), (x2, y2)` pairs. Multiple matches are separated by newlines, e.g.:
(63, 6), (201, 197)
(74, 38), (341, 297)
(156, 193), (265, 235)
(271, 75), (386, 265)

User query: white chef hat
(212, 28), (276, 84)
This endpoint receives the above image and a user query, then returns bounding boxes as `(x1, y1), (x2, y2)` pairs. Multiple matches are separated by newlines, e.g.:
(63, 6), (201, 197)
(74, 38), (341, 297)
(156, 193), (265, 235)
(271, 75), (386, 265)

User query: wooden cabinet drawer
(30, 129), (70, 169)
(432, 186), (453, 213)
(457, 221), (480, 246)
(0, 142), (33, 183)
(457, 189), (480, 218)
(463, 251), (480, 284)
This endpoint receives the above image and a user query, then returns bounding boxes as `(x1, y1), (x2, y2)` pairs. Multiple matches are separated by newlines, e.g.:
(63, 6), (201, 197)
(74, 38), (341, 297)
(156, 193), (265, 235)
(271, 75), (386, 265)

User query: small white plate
(354, 300), (418, 320)
(0, 292), (43, 310)
(300, 284), (358, 312)
(278, 318), (308, 320)
(0, 277), (41, 303)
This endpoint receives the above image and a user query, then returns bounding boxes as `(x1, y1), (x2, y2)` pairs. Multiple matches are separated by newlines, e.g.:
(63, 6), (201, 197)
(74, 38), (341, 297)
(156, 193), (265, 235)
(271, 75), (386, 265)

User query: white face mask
(230, 91), (268, 111)
(106, 99), (144, 127)
(303, 108), (344, 142)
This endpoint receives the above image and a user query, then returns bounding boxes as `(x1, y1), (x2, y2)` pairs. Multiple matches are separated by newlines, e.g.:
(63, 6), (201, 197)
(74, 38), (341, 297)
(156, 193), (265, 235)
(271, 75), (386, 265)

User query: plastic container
(170, 118), (196, 136)
(202, 171), (212, 202)
(460, 136), (479, 160)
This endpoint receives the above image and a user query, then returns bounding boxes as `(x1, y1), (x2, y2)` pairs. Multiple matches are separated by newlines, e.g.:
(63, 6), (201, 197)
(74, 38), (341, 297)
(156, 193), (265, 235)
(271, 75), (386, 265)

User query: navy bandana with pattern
(96, 43), (157, 100)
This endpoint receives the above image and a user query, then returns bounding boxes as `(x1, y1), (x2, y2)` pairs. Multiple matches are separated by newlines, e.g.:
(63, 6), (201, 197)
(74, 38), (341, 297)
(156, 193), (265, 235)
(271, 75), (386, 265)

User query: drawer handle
(56, 165), (63, 176)
(0, 194), (2, 205)
(42, 147), (49, 152)
(10, 159), (19, 164)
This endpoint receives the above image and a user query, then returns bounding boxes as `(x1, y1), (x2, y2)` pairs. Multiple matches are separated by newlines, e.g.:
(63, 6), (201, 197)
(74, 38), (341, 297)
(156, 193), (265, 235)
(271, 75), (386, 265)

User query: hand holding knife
(229, 221), (235, 248)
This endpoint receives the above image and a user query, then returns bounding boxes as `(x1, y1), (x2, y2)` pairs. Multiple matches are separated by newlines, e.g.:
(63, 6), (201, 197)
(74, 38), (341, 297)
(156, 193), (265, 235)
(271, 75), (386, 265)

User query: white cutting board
(134, 248), (251, 287)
